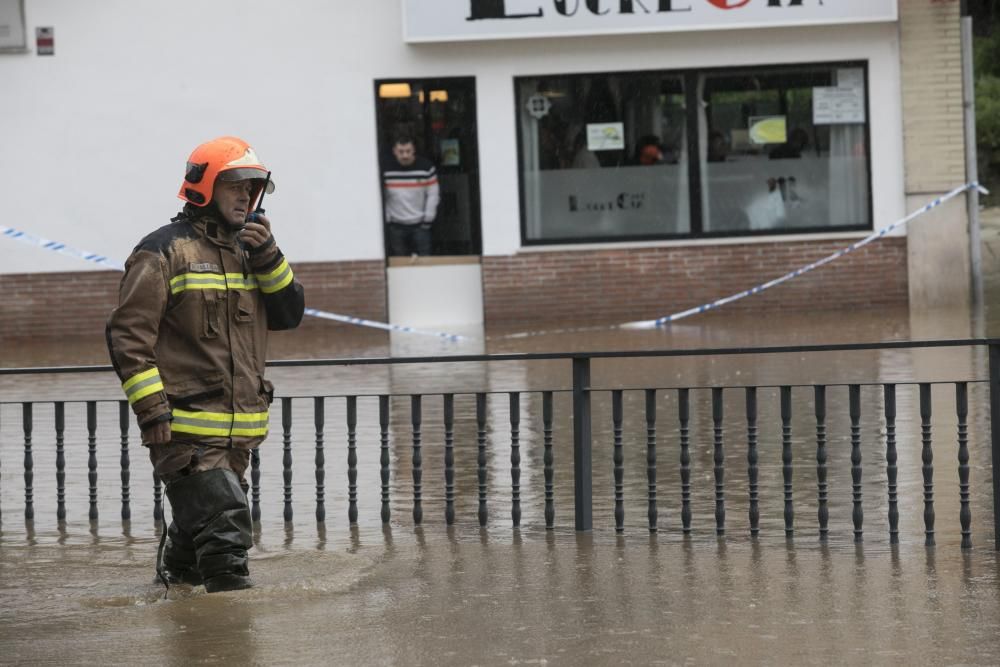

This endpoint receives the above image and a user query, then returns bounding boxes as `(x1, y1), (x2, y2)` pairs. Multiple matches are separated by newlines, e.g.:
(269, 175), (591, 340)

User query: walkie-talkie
(238, 171), (271, 278)
(245, 171), (271, 226)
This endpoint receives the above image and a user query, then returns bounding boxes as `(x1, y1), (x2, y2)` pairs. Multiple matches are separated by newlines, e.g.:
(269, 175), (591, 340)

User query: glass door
(374, 77), (482, 257)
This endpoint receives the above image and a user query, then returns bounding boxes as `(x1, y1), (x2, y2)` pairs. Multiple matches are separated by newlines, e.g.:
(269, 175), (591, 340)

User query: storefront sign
(403, 0), (897, 43)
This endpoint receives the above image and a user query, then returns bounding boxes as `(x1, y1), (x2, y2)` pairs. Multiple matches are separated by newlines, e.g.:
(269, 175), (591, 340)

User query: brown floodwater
(2, 303), (1000, 665)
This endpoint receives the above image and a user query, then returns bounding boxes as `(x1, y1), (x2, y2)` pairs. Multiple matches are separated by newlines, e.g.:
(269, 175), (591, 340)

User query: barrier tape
(4, 182), (986, 343)
(622, 182), (989, 329)
(0, 225), (466, 342)
(496, 182), (989, 338)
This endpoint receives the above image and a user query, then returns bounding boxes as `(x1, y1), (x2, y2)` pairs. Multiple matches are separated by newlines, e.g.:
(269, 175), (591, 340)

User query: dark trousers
(388, 222), (432, 256)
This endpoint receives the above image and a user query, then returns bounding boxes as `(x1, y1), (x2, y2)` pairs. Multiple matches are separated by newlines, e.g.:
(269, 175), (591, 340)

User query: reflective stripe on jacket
(106, 208), (305, 449)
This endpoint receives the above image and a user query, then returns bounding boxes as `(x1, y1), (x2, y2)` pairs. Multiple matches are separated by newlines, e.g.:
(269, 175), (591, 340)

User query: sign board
(35, 27), (54, 56)
(748, 116), (787, 145)
(403, 0), (898, 43)
(586, 122), (625, 151)
(0, 0), (26, 51)
(813, 69), (866, 124)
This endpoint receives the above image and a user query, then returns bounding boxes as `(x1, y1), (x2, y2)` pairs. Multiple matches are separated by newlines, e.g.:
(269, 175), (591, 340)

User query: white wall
(0, 0), (904, 274)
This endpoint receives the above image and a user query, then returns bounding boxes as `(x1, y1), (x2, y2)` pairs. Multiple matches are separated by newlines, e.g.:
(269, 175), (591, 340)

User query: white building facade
(0, 0), (971, 337)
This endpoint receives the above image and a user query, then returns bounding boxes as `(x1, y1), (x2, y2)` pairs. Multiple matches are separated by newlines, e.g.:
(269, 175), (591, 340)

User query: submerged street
(3, 294), (1000, 664)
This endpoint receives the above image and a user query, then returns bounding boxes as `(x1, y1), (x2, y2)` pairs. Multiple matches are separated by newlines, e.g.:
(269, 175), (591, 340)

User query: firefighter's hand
(239, 215), (273, 249)
(142, 421), (171, 445)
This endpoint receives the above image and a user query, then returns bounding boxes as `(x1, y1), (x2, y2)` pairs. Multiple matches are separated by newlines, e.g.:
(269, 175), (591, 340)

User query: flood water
(2, 303), (1000, 664)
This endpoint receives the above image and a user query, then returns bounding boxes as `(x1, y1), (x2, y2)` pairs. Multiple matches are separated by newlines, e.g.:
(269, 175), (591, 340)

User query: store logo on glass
(569, 192), (645, 213)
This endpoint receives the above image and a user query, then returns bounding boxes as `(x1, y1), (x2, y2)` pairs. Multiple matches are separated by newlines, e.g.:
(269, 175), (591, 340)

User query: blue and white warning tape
(2, 226), (125, 271)
(303, 307), (463, 340)
(3, 182), (987, 342)
(619, 181), (989, 329)
(0, 225), (466, 341)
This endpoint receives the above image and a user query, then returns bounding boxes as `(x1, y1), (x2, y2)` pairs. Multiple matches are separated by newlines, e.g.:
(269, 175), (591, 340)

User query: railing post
(347, 395), (358, 525)
(989, 343), (1000, 550)
(119, 401), (131, 521)
(87, 401), (98, 522)
(282, 397), (293, 523)
(315, 396), (326, 523)
(572, 356), (592, 532)
(23, 402), (33, 522)
(55, 402), (66, 523)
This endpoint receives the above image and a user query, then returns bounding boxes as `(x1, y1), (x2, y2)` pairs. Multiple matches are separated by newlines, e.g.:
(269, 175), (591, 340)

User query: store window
(515, 62), (870, 245)
(699, 65), (870, 234)
(517, 72), (689, 243)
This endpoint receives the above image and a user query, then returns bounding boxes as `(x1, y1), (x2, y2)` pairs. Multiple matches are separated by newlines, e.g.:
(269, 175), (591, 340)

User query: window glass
(515, 62), (872, 245)
(517, 73), (689, 242)
(699, 65), (870, 233)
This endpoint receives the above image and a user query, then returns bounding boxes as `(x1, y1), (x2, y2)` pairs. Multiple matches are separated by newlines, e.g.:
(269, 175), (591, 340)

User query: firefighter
(106, 136), (305, 593)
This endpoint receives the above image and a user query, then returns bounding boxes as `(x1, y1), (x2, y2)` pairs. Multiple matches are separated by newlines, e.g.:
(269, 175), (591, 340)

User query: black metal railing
(1, 339), (997, 548)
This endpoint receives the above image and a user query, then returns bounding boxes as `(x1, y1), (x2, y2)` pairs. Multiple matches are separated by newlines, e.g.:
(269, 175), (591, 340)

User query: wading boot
(166, 468), (254, 593)
(154, 521), (203, 586)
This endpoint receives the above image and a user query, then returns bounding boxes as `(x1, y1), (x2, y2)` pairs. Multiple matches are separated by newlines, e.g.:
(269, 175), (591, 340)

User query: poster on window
(748, 116), (787, 145)
(813, 87), (866, 125)
(586, 123), (625, 151)
(440, 138), (461, 167)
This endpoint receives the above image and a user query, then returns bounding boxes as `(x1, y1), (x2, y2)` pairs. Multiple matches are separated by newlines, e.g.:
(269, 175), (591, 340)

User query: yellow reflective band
(122, 368), (164, 405)
(255, 258), (293, 294)
(170, 408), (269, 438)
(170, 272), (259, 294)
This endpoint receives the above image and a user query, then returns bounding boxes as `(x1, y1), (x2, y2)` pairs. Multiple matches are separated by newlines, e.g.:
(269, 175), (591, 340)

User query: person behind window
(383, 136), (440, 257)
(707, 130), (730, 163)
(570, 128), (601, 169)
(634, 134), (665, 166)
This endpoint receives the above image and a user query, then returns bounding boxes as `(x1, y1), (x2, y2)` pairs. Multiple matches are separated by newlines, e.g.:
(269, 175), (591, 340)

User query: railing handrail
(2, 337), (998, 375)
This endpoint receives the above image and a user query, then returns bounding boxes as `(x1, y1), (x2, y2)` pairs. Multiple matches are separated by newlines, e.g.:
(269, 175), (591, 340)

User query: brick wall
(899, 0), (966, 193)
(0, 239), (906, 341)
(0, 260), (386, 341)
(898, 0), (971, 308)
(482, 238), (908, 326)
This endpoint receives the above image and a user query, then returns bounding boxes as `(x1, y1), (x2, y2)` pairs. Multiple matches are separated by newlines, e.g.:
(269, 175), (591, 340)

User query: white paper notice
(813, 87), (866, 125)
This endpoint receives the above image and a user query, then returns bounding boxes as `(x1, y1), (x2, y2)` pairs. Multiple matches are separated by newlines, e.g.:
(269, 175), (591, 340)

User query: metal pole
(572, 356), (593, 531)
(989, 343), (1000, 550)
(962, 11), (984, 311)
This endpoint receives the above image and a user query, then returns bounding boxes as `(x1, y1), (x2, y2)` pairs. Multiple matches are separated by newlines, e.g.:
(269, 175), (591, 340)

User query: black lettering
(658, 0), (691, 11)
(617, 193), (626, 209)
(554, 0), (580, 16)
(768, 0), (822, 6)
(586, 0), (610, 14)
(620, 0), (653, 13)
(467, 0), (543, 20)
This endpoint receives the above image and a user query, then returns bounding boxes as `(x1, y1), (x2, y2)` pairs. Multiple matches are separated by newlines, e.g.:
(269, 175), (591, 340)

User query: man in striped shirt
(382, 137), (440, 256)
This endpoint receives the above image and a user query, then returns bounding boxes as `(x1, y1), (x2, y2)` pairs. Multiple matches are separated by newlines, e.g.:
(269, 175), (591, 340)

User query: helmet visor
(217, 168), (275, 194)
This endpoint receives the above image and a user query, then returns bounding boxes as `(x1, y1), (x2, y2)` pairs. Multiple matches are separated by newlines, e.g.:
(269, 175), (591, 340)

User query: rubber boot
(155, 520), (203, 586)
(165, 468), (254, 593)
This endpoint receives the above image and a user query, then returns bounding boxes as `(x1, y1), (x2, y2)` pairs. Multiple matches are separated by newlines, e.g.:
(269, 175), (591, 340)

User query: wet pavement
(4, 216), (1000, 664)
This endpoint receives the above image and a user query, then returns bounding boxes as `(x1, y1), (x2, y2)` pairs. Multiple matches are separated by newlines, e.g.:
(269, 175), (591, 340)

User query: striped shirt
(383, 156), (440, 225)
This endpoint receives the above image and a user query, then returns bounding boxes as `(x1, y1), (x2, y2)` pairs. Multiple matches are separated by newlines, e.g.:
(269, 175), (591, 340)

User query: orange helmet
(177, 136), (276, 207)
